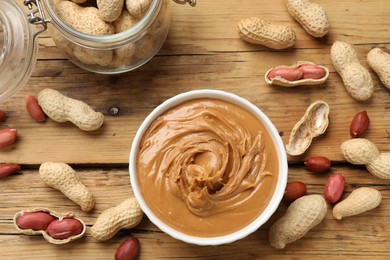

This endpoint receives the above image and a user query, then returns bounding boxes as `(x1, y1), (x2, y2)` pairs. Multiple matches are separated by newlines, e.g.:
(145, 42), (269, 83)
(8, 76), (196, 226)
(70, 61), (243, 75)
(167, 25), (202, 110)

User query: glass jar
(0, 0), (195, 101)
(43, 0), (197, 74)
(0, 0), (37, 102)
(44, 0), (174, 74)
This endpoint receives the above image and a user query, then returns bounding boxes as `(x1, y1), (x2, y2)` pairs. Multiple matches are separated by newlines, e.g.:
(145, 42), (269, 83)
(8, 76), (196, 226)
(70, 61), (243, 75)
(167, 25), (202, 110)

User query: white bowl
(129, 89), (288, 246)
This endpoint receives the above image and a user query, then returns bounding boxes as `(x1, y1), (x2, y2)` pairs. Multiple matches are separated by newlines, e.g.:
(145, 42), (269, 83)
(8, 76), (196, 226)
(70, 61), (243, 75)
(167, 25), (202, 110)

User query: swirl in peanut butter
(137, 98), (279, 237)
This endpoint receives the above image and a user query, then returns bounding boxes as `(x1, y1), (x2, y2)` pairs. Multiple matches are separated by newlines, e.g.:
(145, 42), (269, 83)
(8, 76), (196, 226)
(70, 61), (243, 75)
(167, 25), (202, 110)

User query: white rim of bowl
(129, 89), (288, 246)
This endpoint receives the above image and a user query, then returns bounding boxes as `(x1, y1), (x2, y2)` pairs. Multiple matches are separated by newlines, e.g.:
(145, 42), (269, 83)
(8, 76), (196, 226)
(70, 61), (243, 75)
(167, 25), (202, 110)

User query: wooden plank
(27, 0), (390, 59)
(1, 48), (389, 164)
(1, 167), (389, 259)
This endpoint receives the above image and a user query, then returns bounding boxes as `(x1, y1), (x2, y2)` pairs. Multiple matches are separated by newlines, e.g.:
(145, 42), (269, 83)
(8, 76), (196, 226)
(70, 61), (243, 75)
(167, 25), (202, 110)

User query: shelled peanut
(0, 163), (21, 179)
(304, 156), (331, 173)
(115, 237), (141, 260)
(350, 111), (370, 138)
(283, 181), (307, 202)
(0, 128), (17, 148)
(265, 61), (329, 87)
(286, 101), (330, 156)
(39, 162), (95, 212)
(26, 95), (46, 122)
(14, 208), (86, 244)
(91, 197), (143, 241)
(0, 109), (6, 122)
(324, 173), (345, 204)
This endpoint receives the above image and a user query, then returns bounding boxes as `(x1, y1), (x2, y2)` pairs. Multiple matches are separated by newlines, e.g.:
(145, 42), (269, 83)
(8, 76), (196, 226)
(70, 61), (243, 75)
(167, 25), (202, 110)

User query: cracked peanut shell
(265, 61), (329, 87)
(286, 100), (330, 156)
(14, 208), (86, 245)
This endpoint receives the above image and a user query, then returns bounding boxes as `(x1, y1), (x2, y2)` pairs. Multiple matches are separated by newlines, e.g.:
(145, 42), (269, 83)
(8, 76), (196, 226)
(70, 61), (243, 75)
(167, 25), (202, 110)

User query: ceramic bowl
(129, 89), (288, 246)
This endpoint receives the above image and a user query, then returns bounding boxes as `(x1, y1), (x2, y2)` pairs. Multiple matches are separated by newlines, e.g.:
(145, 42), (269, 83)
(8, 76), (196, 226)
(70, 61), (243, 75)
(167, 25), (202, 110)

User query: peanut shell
(238, 17), (296, 50)
(269, 194), (327, 249)
(13, 208), (86, 244)
(341, 138), (379, 165)
(52, 2), (114, 66)
(126, 0), (151, 19)
(366, 153), (390, 179)
(97, 0), (124, 22)
(331, 41), (374, 101)
(333, 187), (382, 220)
(341, 138), (390, 179)
(57, 1), (115, 36)
(286, 0), (329, 37)
(286, 100), (330, 156)
(367, 47), (390, 90)
(110, 10), (138, 68)
(91, 197), (143, 241)
(39, 162), (95, 212)
(265, 61), (329, 87)
(38, 88), (104, 131)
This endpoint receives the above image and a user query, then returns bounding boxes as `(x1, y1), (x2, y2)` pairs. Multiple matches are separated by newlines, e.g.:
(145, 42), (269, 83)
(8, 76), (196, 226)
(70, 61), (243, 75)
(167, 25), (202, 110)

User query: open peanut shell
(286, 100), (330, 156)
(264, 61), (329, 87)
(13, 208), (86, 244)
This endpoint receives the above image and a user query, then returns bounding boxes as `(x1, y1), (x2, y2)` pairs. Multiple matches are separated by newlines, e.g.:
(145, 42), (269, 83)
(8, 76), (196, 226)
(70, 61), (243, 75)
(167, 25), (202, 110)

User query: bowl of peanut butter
(129, 89), (288, 245)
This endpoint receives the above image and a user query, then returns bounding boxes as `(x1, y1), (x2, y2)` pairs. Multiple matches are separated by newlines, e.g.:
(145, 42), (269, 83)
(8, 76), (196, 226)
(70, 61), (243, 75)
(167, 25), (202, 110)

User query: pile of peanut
(49, 0), (166, 69)
(272, 107), (386, 249)
(238, 0), (390, 99)
(1, 89), (143, 259)
(237, 0), (389, 250)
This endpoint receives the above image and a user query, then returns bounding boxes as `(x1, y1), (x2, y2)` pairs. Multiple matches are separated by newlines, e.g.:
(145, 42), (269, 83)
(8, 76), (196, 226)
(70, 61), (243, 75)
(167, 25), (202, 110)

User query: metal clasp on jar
(173, 0), (197, 6)
(23, 0), (50, 39)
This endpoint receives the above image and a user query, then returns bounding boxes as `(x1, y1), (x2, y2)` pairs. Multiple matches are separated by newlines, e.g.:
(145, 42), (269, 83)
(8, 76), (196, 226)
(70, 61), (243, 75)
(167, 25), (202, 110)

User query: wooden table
(1, 0), (390, 259)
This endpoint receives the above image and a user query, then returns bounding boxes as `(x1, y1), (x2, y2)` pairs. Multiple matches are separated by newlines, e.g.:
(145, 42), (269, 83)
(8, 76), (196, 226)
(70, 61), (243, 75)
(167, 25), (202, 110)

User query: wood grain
(1, 167), (390, 259)
(1, 0), (390, 259)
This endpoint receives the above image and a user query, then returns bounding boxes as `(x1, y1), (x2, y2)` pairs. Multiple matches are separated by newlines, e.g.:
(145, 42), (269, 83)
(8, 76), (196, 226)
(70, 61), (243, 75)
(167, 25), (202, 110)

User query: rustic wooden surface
(1, 0), (390, 259)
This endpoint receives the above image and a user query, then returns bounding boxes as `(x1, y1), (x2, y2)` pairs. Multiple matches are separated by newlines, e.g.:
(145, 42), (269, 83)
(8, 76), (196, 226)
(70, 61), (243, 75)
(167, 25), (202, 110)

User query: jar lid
(0, 0), (37, 102)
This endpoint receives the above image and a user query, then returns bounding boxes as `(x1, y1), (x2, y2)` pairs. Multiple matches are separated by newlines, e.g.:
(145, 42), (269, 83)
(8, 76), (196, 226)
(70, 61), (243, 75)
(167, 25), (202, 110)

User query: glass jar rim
(43, 0), (162, 49)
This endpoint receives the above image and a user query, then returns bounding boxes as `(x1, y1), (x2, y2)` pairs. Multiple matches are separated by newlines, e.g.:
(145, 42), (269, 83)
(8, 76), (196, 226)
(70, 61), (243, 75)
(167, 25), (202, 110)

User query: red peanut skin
(46, 218), (83, 239)
(16, 212), (56, 231)
(268, 67), (303, 81)
(0, 163), (21, 178)
(0, 110), (6, 122)
(324, 173), (346, 203)
(350, 111), (370, 138)
(26, 95), (45, 122)
(305, 156), (331, 173)
(0, 128), (17, 148)
(115, 237), (140, 260)
(299, 64), (327, 79)
(283, 181), (307, 202)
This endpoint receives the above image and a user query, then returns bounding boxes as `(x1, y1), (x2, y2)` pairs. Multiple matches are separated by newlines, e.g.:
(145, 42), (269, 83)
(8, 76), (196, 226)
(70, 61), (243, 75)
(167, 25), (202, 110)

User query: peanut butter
(137, 98), (279, 237)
